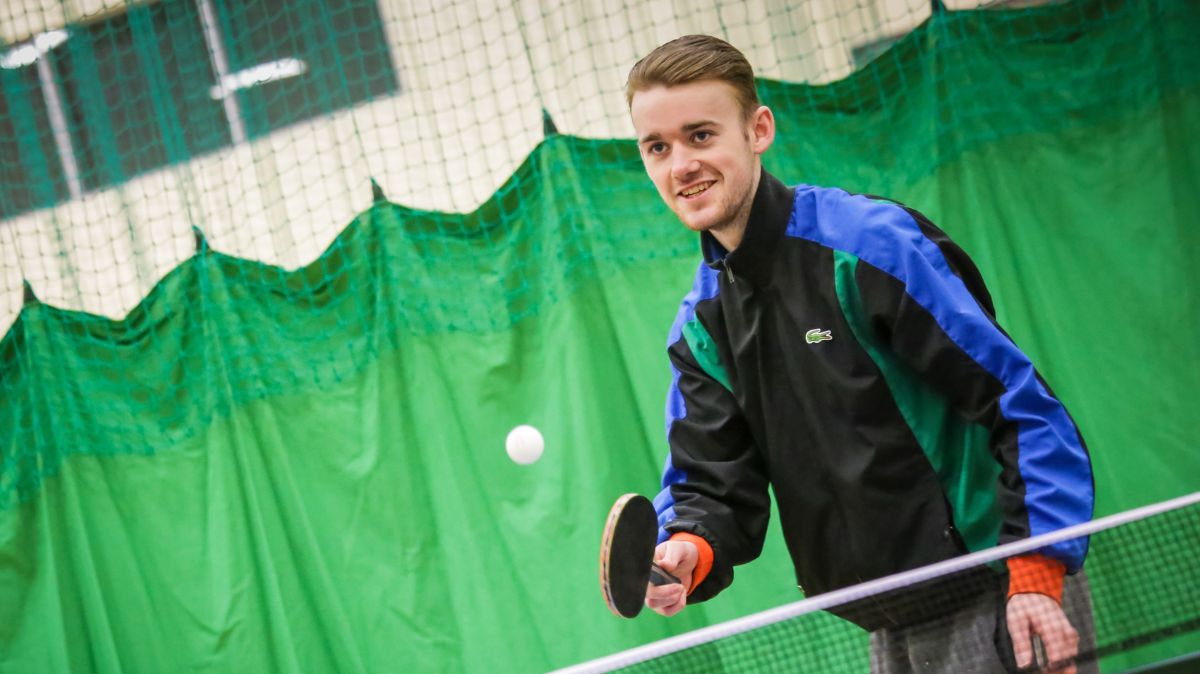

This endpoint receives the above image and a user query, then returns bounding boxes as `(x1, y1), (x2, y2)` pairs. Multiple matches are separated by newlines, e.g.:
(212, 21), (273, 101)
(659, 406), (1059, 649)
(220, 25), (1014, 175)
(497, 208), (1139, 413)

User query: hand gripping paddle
(600, 493), (682, 618)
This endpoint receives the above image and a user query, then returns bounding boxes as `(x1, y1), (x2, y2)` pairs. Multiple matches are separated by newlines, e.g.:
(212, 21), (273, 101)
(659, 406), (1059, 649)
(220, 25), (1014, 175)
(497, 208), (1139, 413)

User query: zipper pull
(725, 259), (735, 283)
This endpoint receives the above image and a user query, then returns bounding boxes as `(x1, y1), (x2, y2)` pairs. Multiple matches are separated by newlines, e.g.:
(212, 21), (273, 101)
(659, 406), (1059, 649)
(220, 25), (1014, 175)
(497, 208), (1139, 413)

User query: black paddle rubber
(601, 493), (681, 618)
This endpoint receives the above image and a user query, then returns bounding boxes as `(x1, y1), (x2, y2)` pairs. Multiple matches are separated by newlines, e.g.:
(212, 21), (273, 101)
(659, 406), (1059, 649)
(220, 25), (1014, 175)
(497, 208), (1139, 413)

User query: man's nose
(672, 150), (700, 180)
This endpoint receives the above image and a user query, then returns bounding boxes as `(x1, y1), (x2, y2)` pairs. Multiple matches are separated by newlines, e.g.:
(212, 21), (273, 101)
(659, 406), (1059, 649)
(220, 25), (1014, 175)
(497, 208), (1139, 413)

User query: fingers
(1039, 617), (1079, 674)
(644, 581), (687, 616)
(1007, 594), (1079, 674)
(645, 540), (696, 617)
(1009, 606), (1033, 670)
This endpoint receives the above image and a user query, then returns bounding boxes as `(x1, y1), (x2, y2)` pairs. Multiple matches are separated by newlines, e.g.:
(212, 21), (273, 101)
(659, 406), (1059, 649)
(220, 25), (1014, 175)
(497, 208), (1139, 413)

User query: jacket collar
(701, 168), (793, 287)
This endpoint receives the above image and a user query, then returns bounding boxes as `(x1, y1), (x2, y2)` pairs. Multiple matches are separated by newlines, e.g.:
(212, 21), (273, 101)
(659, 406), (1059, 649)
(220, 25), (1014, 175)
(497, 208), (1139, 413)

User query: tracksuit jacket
(654, 169), (1094, 629)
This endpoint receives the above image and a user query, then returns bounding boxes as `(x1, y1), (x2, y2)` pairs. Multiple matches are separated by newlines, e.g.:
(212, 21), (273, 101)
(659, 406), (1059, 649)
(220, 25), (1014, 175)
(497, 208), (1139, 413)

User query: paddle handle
(649, 563), (682, 587)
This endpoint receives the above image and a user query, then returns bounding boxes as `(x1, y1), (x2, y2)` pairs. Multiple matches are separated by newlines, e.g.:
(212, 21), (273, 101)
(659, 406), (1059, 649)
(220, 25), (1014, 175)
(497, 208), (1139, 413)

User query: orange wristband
(1007, 553), (1066, 604)
(668, 532), (714, 595)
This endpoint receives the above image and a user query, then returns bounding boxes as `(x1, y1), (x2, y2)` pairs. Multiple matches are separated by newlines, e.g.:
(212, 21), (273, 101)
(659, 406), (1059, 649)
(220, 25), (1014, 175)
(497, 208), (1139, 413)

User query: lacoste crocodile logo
(805, 329), (832, 344)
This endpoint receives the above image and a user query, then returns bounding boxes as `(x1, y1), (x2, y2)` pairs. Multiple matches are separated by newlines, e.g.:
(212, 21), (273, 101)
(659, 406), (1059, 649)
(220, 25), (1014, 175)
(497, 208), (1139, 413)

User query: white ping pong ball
(505, 425), (544, 465)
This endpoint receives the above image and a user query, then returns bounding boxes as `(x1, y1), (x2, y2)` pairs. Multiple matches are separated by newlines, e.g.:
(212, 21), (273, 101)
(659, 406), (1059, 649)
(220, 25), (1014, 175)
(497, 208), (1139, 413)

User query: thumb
(654, 542), (677, 570)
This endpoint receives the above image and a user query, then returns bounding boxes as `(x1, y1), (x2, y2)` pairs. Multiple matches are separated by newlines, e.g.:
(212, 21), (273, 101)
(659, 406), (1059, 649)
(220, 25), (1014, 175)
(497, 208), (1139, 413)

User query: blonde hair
(625, 35), (759, 119)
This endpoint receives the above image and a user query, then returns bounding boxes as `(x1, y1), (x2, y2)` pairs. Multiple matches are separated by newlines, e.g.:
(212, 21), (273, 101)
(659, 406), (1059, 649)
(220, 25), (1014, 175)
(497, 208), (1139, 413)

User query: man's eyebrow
(638, 120), (722, 145)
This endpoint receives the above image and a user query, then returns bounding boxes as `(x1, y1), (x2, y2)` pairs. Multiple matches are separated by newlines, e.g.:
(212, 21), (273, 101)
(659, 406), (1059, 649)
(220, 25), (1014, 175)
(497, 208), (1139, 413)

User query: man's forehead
(630, 81), (740, 133)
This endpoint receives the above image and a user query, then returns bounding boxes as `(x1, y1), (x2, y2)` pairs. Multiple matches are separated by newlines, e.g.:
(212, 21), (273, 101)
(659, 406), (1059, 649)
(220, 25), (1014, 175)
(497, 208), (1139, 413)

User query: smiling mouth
(679, 181), (715, 198)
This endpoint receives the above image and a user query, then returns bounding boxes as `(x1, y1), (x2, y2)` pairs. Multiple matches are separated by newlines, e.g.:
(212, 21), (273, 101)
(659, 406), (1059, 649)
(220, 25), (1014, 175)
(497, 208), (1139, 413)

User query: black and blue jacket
(654, 169), (1094, 626)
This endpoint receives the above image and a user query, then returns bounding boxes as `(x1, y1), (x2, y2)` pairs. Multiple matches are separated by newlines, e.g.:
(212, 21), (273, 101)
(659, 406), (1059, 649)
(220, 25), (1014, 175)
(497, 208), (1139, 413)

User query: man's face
(630, 80), (773, 238)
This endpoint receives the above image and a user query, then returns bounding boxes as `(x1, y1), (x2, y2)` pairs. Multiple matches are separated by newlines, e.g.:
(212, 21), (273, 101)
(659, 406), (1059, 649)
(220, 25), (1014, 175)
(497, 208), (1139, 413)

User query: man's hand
(644, 539), (698, 617)
(1007, 593), (1079, 673)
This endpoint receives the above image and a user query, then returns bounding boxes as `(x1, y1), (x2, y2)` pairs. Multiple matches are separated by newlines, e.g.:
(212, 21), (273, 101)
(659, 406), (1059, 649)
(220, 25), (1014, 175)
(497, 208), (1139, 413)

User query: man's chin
(673, 207), (718, 232)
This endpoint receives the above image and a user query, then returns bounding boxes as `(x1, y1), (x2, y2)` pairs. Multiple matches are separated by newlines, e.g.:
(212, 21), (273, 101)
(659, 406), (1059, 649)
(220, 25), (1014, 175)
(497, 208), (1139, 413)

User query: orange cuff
(669, 532), (714, 596)
(1007, 553), (1066, 604)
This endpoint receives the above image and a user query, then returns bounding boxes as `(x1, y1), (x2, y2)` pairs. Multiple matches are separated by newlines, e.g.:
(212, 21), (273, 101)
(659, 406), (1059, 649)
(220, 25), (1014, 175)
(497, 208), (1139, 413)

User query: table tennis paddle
(600, 493), (682, 618)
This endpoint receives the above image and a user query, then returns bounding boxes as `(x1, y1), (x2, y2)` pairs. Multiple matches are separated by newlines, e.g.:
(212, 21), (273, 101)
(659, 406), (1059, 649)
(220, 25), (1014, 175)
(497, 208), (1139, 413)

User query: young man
(627, 35), (1096, 672)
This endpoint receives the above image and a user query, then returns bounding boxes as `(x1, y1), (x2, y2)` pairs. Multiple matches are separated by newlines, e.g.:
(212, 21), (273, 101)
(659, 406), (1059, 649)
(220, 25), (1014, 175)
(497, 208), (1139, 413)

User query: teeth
(682, 182), (711, 197)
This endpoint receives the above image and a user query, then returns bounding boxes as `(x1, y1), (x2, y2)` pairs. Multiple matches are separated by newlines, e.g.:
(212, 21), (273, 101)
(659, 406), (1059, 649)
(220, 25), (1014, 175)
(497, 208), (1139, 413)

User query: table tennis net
(556, 492), (1200, 674)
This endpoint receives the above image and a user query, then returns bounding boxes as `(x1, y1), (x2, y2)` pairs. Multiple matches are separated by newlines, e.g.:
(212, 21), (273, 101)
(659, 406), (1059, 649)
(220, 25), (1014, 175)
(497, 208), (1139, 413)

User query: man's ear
(750, 105), (776, 155)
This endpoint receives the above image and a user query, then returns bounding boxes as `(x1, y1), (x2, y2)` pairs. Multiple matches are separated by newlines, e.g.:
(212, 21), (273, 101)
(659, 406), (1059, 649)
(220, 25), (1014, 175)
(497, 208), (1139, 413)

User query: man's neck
(708, 165), (762, 252)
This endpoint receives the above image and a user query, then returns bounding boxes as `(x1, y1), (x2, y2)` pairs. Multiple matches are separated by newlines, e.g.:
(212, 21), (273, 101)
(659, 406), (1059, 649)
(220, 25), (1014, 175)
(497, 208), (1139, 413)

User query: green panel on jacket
(832, 250), (1002, 553)
(683, 318), (733, 393)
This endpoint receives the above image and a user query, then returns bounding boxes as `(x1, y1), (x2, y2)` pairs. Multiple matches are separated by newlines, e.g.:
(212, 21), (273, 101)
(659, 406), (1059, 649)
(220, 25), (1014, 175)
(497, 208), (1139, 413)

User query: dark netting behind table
(556, 494), (1200, 674)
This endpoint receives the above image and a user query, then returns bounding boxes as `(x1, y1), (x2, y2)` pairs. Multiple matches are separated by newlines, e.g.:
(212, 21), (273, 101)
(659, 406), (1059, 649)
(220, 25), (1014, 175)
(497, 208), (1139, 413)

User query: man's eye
(693, 131), (711, 143)
(648, 142), (667, 155)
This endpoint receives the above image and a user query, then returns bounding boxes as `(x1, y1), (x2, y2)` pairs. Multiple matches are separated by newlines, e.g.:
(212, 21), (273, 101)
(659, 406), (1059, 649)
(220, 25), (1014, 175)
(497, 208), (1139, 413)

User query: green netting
(2, 0), (1199, 672)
